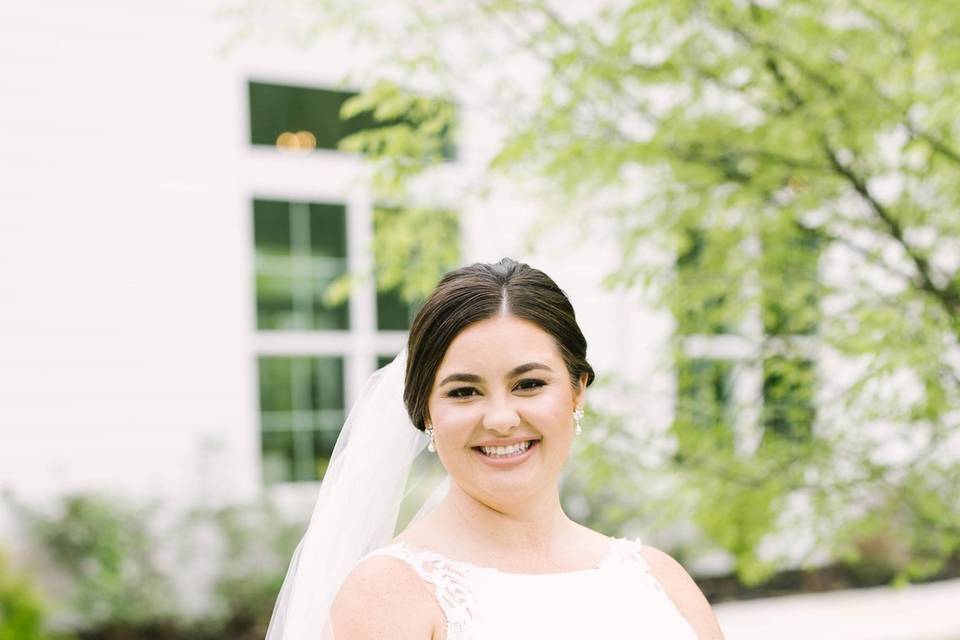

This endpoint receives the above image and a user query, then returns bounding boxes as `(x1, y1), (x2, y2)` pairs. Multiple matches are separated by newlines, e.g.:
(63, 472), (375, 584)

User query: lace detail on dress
(366, 542), (481, 640)
(602, 537), (667, 595)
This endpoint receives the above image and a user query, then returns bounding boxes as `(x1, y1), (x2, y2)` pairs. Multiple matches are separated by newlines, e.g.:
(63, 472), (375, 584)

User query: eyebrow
(438, 362), (553, 387)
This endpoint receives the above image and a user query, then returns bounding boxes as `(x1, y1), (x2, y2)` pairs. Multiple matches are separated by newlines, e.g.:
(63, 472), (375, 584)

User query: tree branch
(822, 141), (960, 320)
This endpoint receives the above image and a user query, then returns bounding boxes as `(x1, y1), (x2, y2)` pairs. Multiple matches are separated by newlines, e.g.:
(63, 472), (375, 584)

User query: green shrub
(203, 500), (303, 638)
(15, 494), (177, 629)
(0, 551), (48, 640)
(8, 493), (306, 639)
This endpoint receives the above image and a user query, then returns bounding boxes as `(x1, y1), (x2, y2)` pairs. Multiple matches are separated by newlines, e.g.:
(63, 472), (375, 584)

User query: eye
(446, 386), (479, 398)
(514, 378), (546, 392)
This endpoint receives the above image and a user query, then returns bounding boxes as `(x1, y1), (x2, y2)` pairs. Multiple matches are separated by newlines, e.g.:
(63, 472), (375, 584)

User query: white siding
(0, 0), (257, 506)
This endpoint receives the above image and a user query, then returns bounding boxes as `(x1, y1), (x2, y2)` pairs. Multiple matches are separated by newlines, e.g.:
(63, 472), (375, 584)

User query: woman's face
(426, 315), (586, 509)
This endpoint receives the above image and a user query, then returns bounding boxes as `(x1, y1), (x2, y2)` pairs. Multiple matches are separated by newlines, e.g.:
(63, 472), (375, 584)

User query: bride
(266, 258), (725, 639)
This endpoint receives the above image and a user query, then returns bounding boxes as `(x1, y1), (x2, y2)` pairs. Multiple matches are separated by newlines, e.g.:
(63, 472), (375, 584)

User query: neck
(434, 481), (573, 558)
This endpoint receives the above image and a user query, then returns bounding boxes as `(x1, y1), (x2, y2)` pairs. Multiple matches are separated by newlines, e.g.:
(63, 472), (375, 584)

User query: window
(249, 82), (378, 151)
(673, 223), (820, 456)
(252, 198), (459, 484)
(248, 81), (455, 158)
(259, 356), (345, 483)
(761, 356), (815, 444)
(249, 79), (460, 485)
(674, 358), (736, 459)
(253, 199), (349, 331)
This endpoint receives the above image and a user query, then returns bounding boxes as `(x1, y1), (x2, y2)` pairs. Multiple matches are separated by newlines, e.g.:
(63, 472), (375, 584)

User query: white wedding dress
(363, 536), (699, 640)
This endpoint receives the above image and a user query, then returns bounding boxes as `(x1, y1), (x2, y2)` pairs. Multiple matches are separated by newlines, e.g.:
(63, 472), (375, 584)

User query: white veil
(264, 349), (447, 639)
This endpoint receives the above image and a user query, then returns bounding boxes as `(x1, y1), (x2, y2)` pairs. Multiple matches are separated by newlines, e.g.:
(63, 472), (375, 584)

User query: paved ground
(714, 578), (960, 640)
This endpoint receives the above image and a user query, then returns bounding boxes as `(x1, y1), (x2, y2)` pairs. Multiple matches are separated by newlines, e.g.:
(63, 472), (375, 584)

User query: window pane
(252, 199), (350, 330)
(761, 223), (821, 335)
(258, 356), (345, 484)
(674, 228), (741, 335)
(377, 354), (397, 369)
(248, 81), (455, 158)
(376, 289), (416, 331)
(258, 356), (294, 412)
(253, 199), (291, 251)
(262, 431), (295, 484)
(308, 202), (350, 329)
(762, 356), (815, 443)
(254, 273), (297, 331)
(309, 203), (348, 259)
(313, 429), (339, 480)
(310, 358), (345, 420)
(249, 82), (373, 151)
(674, 358), (736, 458)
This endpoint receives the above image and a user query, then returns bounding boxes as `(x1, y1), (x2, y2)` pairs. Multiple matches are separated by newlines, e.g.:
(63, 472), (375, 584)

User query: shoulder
(640, 545), (725, 640)
(331, 553), (441, 639)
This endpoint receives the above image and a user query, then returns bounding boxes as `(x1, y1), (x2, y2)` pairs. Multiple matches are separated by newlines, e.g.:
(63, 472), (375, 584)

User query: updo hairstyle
(403, 258), (595, 431)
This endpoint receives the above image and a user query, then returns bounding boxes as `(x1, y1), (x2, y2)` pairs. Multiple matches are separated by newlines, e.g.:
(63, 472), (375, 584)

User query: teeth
(480, 440), (533, 457)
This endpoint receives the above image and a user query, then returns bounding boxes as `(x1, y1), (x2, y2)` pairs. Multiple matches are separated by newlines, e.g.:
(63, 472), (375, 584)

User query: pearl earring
(573, 408), (584, 436)
(425, 425), (436, 452)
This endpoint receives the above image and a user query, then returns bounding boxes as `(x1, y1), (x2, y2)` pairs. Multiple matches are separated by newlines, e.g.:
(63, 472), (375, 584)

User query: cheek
(524, 391), (574, 428)
(428, 398), (478, 432)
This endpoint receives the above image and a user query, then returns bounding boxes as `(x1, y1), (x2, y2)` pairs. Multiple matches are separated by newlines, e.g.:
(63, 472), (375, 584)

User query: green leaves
(338, 81), (456, 195)
(17, 494), (177, 628)
(0, 552), (47, 640)
(373, 206), (459, 303)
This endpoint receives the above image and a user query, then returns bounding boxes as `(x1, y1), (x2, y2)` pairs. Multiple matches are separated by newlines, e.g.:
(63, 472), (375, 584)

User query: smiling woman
(266, 258), (724, 640)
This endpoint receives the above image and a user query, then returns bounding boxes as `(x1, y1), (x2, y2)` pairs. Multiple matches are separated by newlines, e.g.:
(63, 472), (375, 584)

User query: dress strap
(365, 542), (478, 640)
(602, 537), (668, 595)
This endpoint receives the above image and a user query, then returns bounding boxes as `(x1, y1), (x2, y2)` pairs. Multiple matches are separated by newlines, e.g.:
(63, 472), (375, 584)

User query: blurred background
(1, 1), (958, 638)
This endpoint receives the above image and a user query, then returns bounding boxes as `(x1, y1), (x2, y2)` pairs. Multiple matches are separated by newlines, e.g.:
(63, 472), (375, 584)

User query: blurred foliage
(14, 495), (177, 629)
(339, 81), (457, 197)
(0, 550), (51, 640)
(295, 0), (960, 585)
(372, 205), (460, 304)
(6, 494), (305, 639)
(200, 500), (304, 638)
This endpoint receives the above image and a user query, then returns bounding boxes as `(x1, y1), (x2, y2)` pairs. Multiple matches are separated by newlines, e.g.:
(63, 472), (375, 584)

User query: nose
(482, 394), (520, 434)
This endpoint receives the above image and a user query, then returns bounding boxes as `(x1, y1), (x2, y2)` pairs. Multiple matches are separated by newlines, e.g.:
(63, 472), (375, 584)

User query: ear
(573, 372), (589, 409)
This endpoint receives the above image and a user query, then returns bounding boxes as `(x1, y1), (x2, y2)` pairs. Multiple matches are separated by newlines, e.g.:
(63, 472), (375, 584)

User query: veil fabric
(265, 350), (443, 639)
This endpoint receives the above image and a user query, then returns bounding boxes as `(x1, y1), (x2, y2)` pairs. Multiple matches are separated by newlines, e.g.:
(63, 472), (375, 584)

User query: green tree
(241, 0), (960, 583)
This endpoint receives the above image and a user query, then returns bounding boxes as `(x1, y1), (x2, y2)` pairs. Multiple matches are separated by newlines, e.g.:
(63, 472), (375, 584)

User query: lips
(472, 438), (540, 465)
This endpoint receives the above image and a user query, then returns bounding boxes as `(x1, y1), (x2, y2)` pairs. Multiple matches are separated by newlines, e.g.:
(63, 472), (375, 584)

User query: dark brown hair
(404, 258), (595, 431)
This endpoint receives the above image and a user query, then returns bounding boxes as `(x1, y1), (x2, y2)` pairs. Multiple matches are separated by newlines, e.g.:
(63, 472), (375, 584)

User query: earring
(425, 424), (436, 452)
(573, 408), (584, 436)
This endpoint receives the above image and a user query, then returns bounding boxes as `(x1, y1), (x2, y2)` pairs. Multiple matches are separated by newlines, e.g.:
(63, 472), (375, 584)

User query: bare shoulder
(641, 546), (726, 640)
(331, 554), (441, 639)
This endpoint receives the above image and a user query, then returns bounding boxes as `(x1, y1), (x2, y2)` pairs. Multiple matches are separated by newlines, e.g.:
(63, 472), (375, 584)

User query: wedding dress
(361, 536), (699, 640)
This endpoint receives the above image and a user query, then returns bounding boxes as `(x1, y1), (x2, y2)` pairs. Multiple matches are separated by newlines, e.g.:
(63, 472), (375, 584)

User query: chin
(477, 476), (549, 505)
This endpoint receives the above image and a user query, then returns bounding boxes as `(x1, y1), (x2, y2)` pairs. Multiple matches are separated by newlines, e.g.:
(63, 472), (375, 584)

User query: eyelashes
(515, 378), (546, 391)
(444, 378), (547, 398)
(446, 387), (479, 398)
